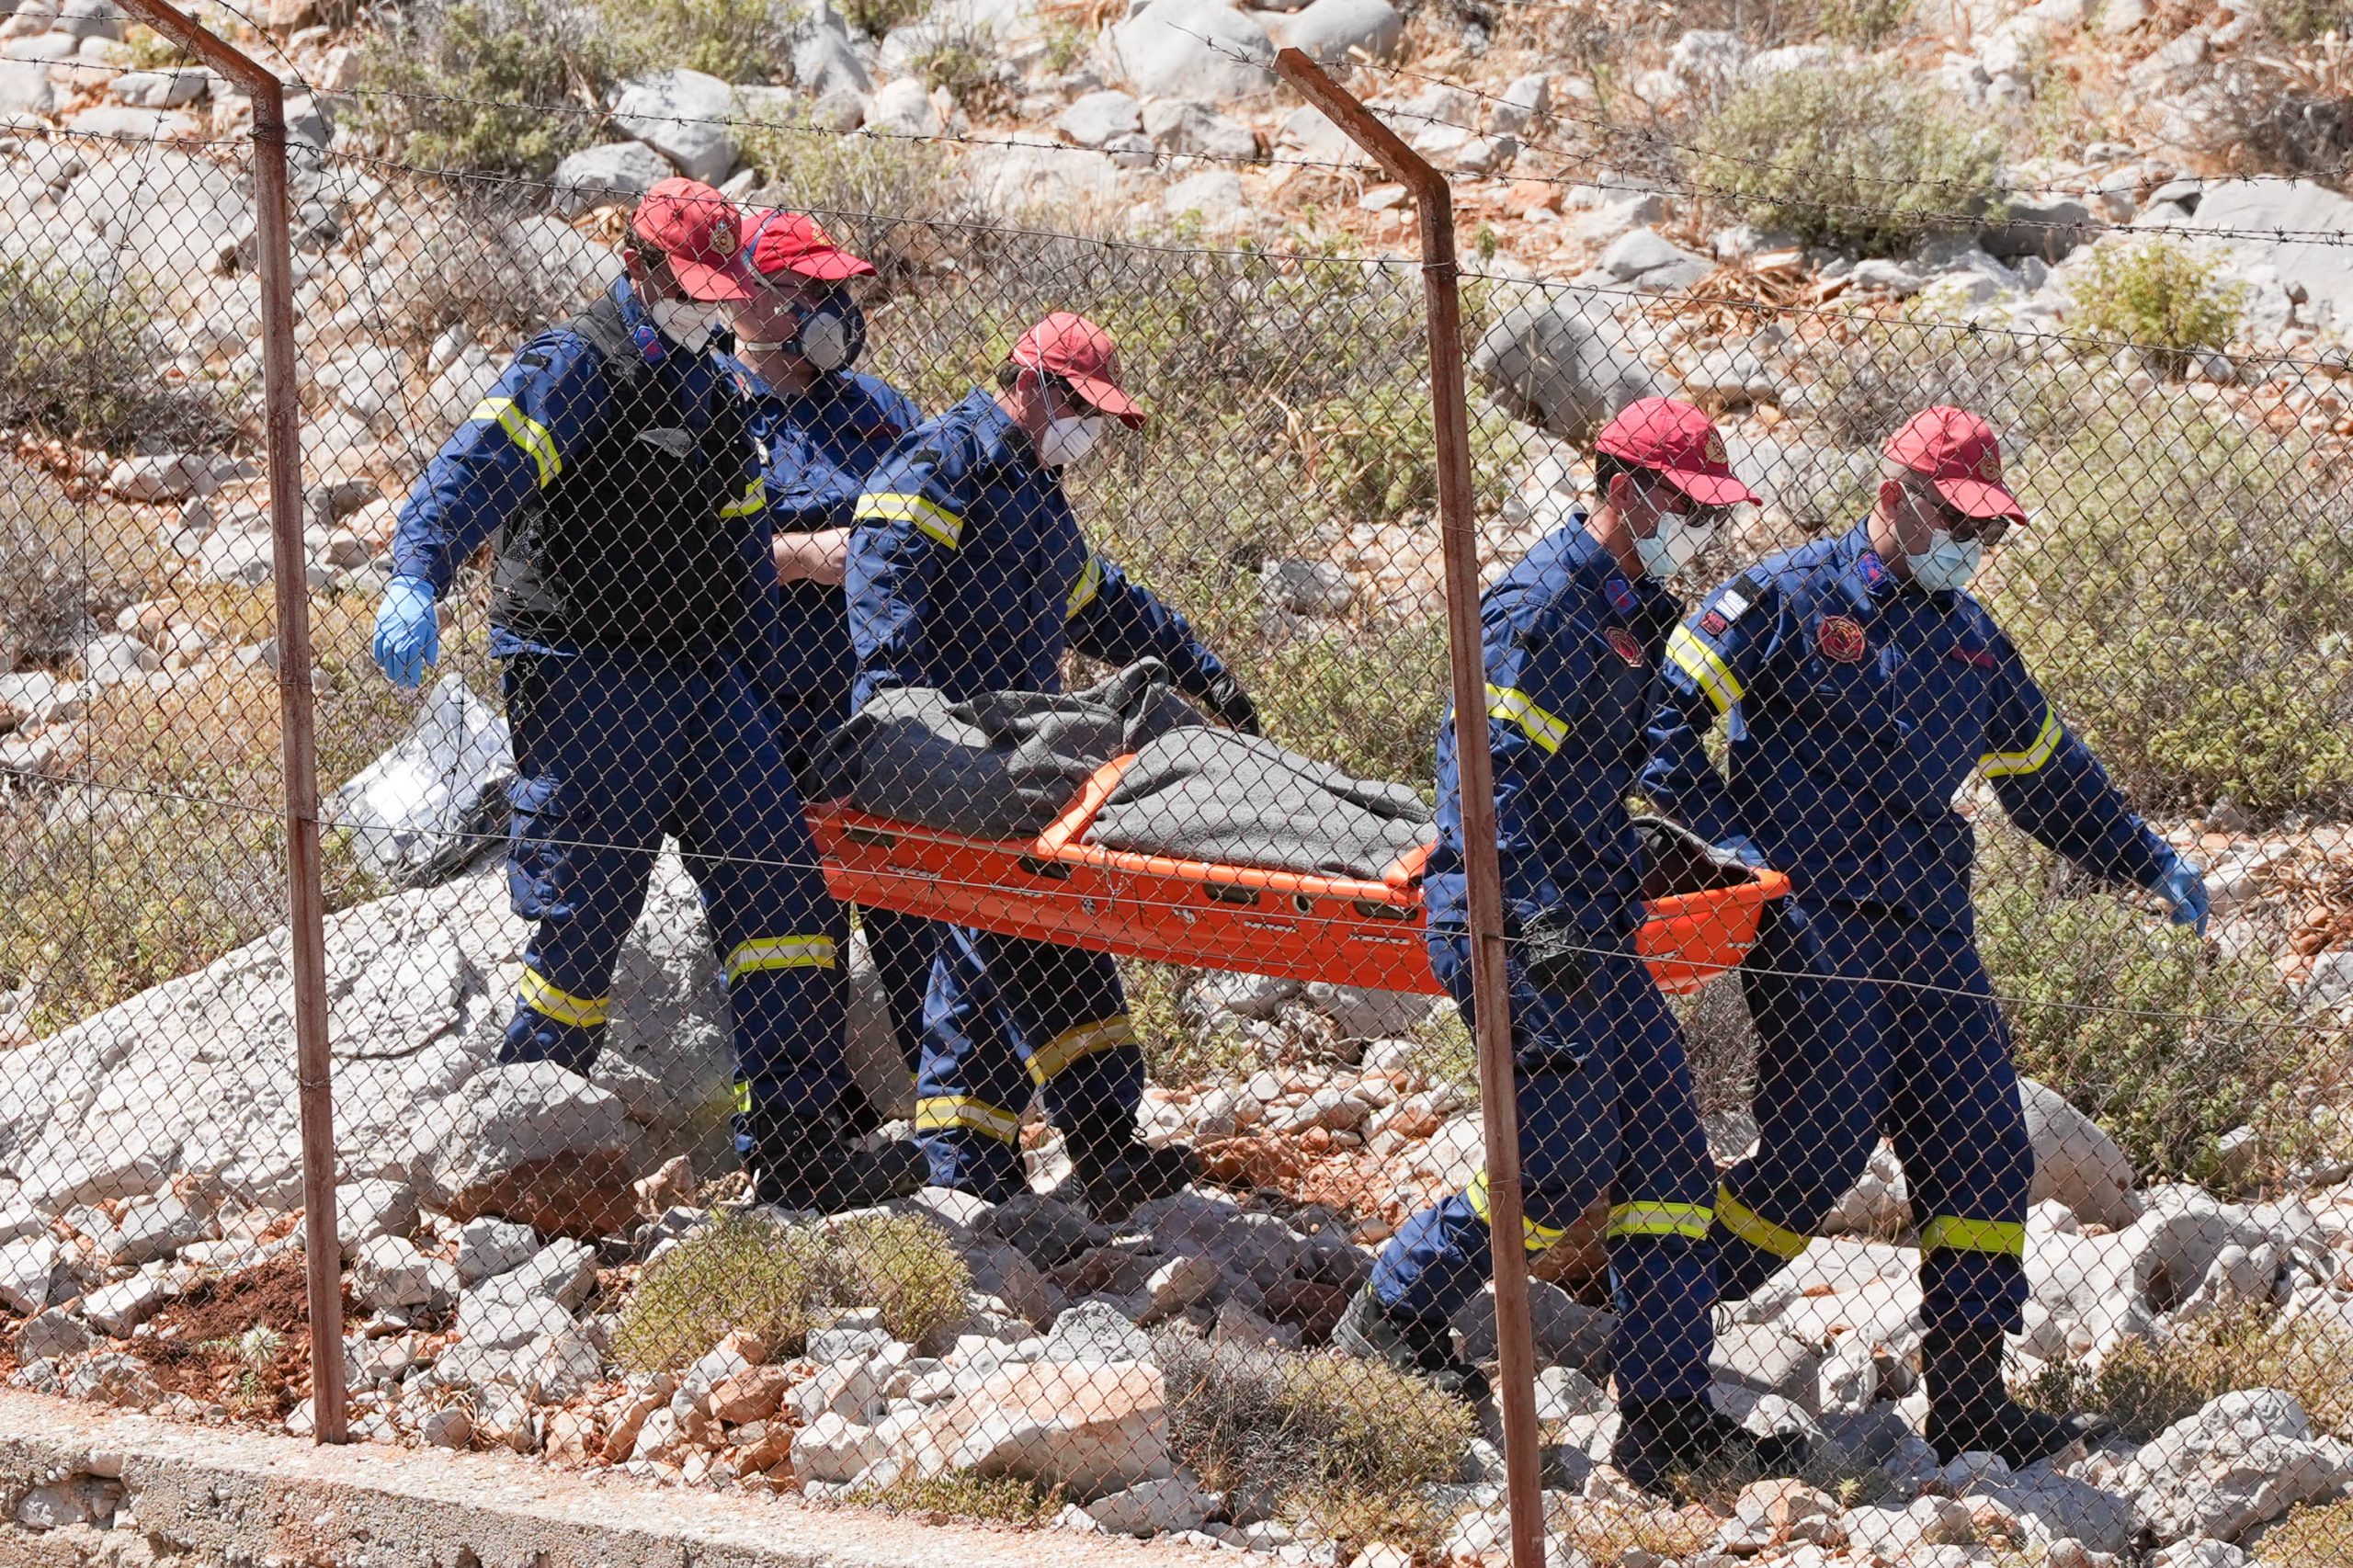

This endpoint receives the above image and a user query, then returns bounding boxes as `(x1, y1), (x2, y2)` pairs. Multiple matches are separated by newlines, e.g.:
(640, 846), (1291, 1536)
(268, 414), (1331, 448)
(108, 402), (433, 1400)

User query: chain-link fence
(6, 23), (2353, 1565)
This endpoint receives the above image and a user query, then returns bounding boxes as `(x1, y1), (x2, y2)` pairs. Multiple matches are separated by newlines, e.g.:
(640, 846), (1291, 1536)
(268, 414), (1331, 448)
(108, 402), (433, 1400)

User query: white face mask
(1038, 414), (1106, 468)
(1632, 510), (1717, 582)
(648, 298), (720, 351)
(1906, 530), (1985, 593)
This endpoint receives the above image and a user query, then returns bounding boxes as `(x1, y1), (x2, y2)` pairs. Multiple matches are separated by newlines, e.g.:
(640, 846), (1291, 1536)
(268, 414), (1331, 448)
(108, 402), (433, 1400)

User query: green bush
(1995, 404), (2353, 820)
(613, 1210), (970, 1371)
(1973, 828), (2336, 1183)
(348, 0), (620, 176)
(2263, 0), (2353, 41)
(1691, 64), (2002, 256)
(1154, 1332), (1476, 1551)
(597, 0), (801, 83)
(738, 108), (965, 285)
(838, 0), (926, 34)
(1814, 0), (1910, 44)
(0, 460), (108, 673)
(0, 260), (235, 452)
(2066, 238), (2247, 376)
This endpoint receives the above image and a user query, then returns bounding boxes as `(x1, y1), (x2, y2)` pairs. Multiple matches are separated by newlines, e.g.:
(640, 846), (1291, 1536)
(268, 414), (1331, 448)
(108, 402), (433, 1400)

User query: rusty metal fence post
(113, 0), (347, 1446)
(1274, 50), (1544, 1568)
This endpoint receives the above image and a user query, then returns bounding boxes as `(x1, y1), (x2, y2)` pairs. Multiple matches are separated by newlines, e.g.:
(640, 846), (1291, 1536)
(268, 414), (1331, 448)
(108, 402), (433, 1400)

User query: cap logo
(1974, 445), (2001, 481)
(710, 225), (739, 258)
(1703, 430), (1726, 465)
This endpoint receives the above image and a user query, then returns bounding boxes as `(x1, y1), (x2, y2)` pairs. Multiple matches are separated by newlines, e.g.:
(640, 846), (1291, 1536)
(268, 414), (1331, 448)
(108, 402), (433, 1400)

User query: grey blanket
(803, 659), (1203, 839)
(1085, 728), (1436, 880)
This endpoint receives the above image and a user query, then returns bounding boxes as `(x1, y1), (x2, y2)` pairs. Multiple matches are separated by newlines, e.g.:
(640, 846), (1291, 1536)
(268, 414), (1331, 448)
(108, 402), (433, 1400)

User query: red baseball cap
(1883, 405), (2027, 524)
(740, 208), (877, 282)
(1595, 397), (1759, 506)
(631, 177), (753, 303)
(1012, 312), (1145, 428)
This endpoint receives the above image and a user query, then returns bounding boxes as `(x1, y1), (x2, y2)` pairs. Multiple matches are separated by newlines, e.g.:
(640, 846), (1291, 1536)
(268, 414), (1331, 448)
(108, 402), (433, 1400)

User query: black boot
(1924, 1324), (2112, 1467)
(749, 1108), (928, 1214)
(1065, 1125), (1198, 1222)
(1332, 1285), (1489, 1403)
(1612, 1398), (1811, 1495)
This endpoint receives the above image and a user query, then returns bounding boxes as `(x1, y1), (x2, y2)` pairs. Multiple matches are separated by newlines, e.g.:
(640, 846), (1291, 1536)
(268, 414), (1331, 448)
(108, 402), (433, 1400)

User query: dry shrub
(2020, 1305), (2353, 1441)
(614, 1210), (970, 1371)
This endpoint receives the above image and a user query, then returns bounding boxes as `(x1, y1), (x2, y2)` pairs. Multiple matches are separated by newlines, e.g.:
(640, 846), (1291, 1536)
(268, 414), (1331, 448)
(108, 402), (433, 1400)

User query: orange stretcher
(809, 756), (1788, 996)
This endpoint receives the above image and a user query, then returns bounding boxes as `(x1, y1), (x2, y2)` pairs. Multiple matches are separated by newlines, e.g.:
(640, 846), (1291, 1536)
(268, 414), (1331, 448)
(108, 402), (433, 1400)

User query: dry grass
(1154, 1331), (1476, 1554)
(842, 1468), (1063, 1527)
(613, 1210), (970, 1372)
(2019, 1305), (2353, 1442)
(2259, 1499), (2353, 1565)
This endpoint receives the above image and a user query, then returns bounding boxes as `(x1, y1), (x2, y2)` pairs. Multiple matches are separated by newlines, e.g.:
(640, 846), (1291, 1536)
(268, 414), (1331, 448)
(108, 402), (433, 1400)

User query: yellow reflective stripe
(1607, 1200), (1713, 1241)
(1920, 1216), (2027, 1256)
(1467, 1170), (1568, 1253)
(1716, 1186), (1810, 1260)
(470, 397), (562, 488)
(1027, 1016), (1137, 1085)
(517, 967), (609, 1028)
(856, 492), (963, 548)
(1484, 683), (1566, 755)
(1980, 705), (2063, 778)
(915, 1095), (1023, 1143)
(1667, 623), (1744, 715)
(717, 476), (765, 518)
(1065, 552), (1103, 619)
(723, 936), (838, 983)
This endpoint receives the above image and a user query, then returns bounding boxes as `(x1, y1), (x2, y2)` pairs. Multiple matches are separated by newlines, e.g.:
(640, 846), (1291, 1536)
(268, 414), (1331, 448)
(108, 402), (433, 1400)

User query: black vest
(491, 299), (753, 653)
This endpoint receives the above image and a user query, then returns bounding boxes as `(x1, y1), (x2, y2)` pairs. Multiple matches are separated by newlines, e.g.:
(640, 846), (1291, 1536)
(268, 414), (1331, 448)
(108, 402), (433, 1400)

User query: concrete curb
(0, 1390), (1220, 1568)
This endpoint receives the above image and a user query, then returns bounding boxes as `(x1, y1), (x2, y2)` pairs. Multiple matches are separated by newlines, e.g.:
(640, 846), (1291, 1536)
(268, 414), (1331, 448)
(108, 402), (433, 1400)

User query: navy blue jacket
(1643, 520), (2173, 928)
(726, 360), (921, 718)
(390, 278), (763, 658)
(1427, 521), (1681, 942)
(846, 388), (1232, 710)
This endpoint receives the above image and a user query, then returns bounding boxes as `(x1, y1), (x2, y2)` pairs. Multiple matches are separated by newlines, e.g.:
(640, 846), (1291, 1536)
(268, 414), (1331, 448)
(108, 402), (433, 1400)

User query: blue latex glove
(371, 575), (440, 688)
(2158, 855), (2211, 937)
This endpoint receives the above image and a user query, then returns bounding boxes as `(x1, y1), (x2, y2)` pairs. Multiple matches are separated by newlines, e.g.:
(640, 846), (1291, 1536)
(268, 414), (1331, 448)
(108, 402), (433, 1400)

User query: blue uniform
(1370, 523), (1718, 1404)
(1644, 520), (2176, 1335)
(847, 387), (1236, 1193)
(391, 278), (851, 1153)
(730, 358), (938, 1079)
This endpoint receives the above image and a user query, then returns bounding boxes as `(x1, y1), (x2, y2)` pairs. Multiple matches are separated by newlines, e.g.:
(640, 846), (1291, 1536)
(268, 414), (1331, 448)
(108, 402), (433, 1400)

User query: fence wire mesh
(5, 40), (2353, 1567)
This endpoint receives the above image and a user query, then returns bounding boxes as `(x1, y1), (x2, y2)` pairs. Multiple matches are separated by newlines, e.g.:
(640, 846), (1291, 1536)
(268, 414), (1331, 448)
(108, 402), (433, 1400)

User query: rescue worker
(373, 178), (925, 1214)
(1339, 399), (1808, 1493)
(720, 207), (938, 1107)
(1643, 406), (2211, 1466)
(846, 312), (1258, 1218)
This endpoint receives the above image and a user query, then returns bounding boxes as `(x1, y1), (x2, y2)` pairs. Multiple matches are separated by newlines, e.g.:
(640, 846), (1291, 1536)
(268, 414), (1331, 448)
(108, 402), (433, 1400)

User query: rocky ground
(0, 848), (2348, 1562)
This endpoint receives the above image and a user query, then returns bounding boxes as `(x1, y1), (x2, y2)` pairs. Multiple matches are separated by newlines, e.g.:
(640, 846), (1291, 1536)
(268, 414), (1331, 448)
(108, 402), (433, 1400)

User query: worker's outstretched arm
(1980, 623), (2192, 923)
(1067, 549), (1256, 733)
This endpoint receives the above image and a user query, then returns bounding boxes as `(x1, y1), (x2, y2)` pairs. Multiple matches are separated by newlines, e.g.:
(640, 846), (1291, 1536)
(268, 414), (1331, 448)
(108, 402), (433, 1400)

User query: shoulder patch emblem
(1818, 615), (1867, 664)
(1699, 609), (1730, 637)
(1714, 587), (1752, 621)
(1949, 643), (1996, 669)
(1604, 626), (1645, 666)
(1604, 575), (1638, 614)
(1857, 551), (1887, 587)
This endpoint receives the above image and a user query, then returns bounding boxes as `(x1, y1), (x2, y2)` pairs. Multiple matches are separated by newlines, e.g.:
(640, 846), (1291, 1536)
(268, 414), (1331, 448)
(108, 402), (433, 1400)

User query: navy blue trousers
(1711, 899), (2031, 1335)
(497, 650), (847, 1154)
(1370, 925), (1718, 1403)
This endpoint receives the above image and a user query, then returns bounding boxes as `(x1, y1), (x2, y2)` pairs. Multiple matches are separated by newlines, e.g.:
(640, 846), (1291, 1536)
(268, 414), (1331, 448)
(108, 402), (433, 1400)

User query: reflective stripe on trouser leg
(965, 935), (1142, 1138)
(1891, 921), (2033, 1335)
(1370, 928), (1618, 1326)
(498, 650), (673, 1077)
(914, 1094), (1023, 1142)
(1601, 967), (1720, 1404)
(913, 926), (1031, 1198)
(1713, 898), (1893, 1301)
(670, 665), (852, 1157)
